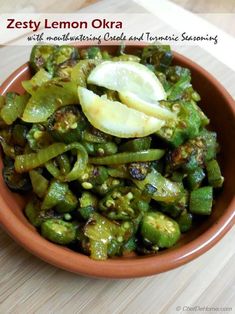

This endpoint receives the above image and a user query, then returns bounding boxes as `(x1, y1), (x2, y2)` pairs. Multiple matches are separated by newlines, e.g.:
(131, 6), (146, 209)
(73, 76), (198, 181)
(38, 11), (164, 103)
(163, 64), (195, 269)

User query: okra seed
(70, 122), (78, 129)
(117, 236), (123, 243)
(126, 192), (133, 200)
(82, 182), (93, 189)
(64, 213), (72, 220)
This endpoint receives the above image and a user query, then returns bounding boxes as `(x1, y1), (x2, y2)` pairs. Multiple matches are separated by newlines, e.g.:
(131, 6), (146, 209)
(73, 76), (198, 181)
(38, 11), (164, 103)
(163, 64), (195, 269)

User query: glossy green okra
(82, 141), (118, 156)
(3, 163), (31, 193)
(79, 192), (98, 220)
(186, 167), (205, 190)
(29, 170), (49, 198)
(27, 124), (53, 151)
(141, 211), (181, 248)
(141, 45), (173, 72)
(156, 100), (208, 147)
(89, 149), (165, 165)
(99, 186), (149, 220)
(206, 159), (224, 188)
(92, 176), (124, 196)
(166, 129), (218, 172)
(189, 186), (213, 215)
(176, 211), (193, 232)
(119, 137), (152, 152)
(41, 180), (78, 212)
(79, 164), (109, 187)
(41, 219), (77, 245)
(47, 105), (87, 143)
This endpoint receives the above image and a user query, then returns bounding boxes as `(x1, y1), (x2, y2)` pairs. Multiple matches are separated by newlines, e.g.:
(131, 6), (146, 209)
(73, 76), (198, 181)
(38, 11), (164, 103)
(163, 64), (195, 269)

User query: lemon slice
(119, 91), (176, 121)
(87, 61), (166, 101)
(78, 87), (165, 138)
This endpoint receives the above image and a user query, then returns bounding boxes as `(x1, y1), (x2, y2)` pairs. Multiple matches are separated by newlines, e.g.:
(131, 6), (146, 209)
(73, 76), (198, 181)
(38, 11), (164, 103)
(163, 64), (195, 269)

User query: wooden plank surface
(0, 1), (234, 313)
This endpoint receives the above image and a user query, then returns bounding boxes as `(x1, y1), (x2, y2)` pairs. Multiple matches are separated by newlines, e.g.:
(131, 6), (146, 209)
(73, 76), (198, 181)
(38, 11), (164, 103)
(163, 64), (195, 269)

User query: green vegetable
(99, 186), (147, 220)
(29, 170), (49, 198)
(156, 101), (207, 147)
(206, 159), (224, 188)
(47, 105), (87, 143)
(84, 213), (120, 260)
(25, 197), (44, 227)
(133, 168), (184, 204)
(12, 124), (28, 147)
(30, 45), (56, 73)
(189, 186), (213, 215)
(41, 219), (77, 245)
(22, 68), (52, 94)
(186, 167), (205, 190)
(176, 211), (193, 232)
(79, 192), (98, 220)
(22, 81), (78, 123)
(141, 45), (172, 72)
(41, 180), (77, 211)
(119, 137), (151, 152)
(71, 59), (99, 87)
(0, 92), (29, 125)
(15, 142), (88, 182)
(141, 211), (181, 248)
(27, 124), (53, 151)
(3, 164), (31, 192)
(89, 149), (165, 165)
(128, 162), (150, 180)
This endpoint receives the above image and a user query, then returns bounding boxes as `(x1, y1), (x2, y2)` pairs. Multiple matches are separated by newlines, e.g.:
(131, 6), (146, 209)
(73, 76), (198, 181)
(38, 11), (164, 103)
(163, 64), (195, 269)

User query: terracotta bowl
(0, 47), (235, 278)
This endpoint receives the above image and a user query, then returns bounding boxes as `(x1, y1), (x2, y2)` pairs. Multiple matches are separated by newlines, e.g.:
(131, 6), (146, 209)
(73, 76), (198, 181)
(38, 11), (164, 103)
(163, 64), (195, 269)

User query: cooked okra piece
(99, 186), (147, 220)
(119, 137), (152, 152)
(25, 197), (44, 227)
(41, 219), (77, 245)
(133, 168), (184, 204)
(41, 180), (78, 212)
(141, 211), (181, 248)
(79, 192), (98, 220)
(47, 106), (87, 143)
(3, 164), (31, 193)
(189, 186), (213, 215)
(206, 159), (224, 188)
(128, 162), (150, 180)
(186, 167), (206, 190)
(79, 164), (109, 187)
(176, 211), (193, 232)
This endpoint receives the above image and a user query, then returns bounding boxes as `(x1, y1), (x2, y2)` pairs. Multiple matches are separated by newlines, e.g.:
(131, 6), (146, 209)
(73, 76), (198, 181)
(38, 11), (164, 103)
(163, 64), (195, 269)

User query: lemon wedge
(78, 87), (165, 138)
(87, 61), (166, 101)
(119, 91), (176, 121)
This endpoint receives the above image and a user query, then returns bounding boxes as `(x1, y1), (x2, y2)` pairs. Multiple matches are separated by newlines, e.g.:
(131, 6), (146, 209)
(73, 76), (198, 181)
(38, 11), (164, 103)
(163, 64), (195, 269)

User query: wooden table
(0, 1), (234, 313)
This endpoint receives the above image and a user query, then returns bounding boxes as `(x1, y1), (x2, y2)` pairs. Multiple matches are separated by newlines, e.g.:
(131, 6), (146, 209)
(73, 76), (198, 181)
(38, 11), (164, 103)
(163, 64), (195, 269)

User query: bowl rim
(0, 51), (235, 278)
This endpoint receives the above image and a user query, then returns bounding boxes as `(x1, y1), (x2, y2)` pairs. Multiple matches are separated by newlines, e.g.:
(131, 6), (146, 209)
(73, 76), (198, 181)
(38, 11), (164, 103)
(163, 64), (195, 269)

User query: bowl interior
(0, 46), (234, 277)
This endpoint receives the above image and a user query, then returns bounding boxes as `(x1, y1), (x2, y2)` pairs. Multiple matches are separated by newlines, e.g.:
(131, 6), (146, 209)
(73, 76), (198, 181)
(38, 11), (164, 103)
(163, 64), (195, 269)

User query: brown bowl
(0, 47), (235, 278)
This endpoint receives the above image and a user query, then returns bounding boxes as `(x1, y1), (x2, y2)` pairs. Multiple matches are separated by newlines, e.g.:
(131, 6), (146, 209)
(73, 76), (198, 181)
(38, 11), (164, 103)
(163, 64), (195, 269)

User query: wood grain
(0, 1), (234, 313)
